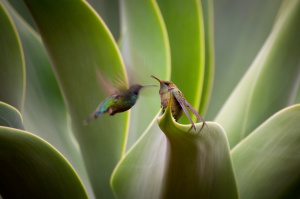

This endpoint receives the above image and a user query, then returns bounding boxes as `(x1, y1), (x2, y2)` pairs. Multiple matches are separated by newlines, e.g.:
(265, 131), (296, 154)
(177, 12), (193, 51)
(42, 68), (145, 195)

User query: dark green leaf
(0, 127), (88, 199)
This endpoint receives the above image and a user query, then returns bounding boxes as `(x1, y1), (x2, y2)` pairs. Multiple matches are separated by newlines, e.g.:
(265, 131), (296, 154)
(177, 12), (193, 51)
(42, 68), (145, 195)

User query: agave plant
(1, 0), (300, 198)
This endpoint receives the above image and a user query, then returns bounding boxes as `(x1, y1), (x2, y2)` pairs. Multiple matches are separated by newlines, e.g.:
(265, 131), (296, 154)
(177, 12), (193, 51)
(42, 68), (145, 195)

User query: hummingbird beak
(151, 75), (163, 83)
(141, 84), (157, 88)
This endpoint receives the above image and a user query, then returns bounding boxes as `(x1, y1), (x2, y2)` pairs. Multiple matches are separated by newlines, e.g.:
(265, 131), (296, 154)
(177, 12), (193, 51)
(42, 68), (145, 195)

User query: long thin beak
(151, 75), (162, 83)
(141, 84), (157, 88)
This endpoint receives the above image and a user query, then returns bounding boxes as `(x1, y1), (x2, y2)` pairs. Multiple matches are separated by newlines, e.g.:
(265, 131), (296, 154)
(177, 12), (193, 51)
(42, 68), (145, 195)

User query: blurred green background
(1, 0), (300, 198)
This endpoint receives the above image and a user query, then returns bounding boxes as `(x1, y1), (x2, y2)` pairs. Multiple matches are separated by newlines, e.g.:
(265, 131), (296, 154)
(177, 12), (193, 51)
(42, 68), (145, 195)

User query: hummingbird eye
(165, 82), (170, 86)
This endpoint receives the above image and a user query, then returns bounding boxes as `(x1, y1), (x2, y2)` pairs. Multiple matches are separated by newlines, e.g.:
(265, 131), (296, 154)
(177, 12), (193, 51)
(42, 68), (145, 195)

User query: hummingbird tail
(83, 111), (102, 125)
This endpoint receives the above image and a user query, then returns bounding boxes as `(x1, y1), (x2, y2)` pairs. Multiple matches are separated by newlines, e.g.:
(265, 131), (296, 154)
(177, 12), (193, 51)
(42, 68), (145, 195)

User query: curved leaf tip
(0, 101), (24, 129)
(157, 93), (207, 134)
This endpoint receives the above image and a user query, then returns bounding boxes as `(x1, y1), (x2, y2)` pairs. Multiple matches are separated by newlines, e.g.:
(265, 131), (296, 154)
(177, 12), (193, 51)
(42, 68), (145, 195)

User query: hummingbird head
(151, 75), (176, 93)
(129, 84), (156, 95)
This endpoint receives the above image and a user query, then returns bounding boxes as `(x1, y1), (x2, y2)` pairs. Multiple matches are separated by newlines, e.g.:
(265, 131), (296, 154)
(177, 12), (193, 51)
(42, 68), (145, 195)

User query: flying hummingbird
(84, 84), (156, 124)
(84, 70), (156, 125)
(151, 75), (207, 130)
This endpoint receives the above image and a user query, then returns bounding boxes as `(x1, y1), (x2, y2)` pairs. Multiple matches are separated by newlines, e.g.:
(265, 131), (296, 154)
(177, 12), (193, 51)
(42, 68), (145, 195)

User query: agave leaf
(119, 0), (170, 150)
(157, 97), (238, 199)
(0, 126), (88, 199)
(207, 0), (283, 119)
(0, 101), (23, 129)
(2, 1), (94, 197)
(24, 0), (128, 198)
(112, 98), (238, 199)
(157, 0), (205, 124)
(0, 100), (86, 198)
(199, 0), (215, 116)
(232, 104), (300, 199)
(0, 1), (25, 111)
(111, 115), (166, 199)
(215, 0), (300, 147)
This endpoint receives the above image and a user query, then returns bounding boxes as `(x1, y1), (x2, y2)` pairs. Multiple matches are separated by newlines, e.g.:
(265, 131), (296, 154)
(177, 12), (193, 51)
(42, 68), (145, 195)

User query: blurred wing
(125, 64), (155, 86)
(184, 100), (208, 127)
(172, 90), (196, 130)
(96, 68), (118, 94)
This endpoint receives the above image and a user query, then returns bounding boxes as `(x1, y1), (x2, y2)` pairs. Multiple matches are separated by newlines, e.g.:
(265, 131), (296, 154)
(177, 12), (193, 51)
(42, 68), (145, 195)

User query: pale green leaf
(199, 0), (215, 116)
(232, 104), (300, 199)
(207, 0), (283, 120)
(24, 0), (128, 198)
(157, 0), (205, 124)
(119, 0), (170, 150)
(215, 0), (300, 147)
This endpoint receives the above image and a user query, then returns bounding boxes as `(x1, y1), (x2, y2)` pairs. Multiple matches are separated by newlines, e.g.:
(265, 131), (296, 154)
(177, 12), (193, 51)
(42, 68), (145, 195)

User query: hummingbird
(151, 75), (207, 130)
(84, 84), (156, 124)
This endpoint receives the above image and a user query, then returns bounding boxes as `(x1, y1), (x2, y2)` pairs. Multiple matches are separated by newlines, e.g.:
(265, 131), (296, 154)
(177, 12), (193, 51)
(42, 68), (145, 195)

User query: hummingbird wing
(184, 100), (208, 127)
(171, 90), (196, 130)
(96, 68), (129, 95)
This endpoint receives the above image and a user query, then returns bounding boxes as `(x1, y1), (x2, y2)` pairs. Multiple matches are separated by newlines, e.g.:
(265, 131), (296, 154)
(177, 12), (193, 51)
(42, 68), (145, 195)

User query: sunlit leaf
(157, 0), (205, 124)
(24, 0), (128, 198)
(199, 0), (215, 116)
(119, 0), (170, 150)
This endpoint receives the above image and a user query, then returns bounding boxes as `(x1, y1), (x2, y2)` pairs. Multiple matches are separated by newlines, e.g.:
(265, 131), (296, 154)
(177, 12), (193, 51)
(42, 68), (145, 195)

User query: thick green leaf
(157, 98), (238, 199)
(199, 0), (215, 116)
(24, 0), (128, 198)
(0, 101), (23, 129)
(207, 0), (283, 120)
(0, 127), (88, 199)
(0, 1), (25, 111)
(215, 0), (300, 147)
(112, 98), (238, 199)
(157, 0), (205, 124)
(232, 104), (300, 199)
(2, 1), (94, 197)
(119, 0), (170, 150)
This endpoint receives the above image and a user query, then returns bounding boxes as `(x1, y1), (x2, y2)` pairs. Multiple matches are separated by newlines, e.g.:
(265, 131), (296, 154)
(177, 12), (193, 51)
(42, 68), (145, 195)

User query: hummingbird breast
(160, 90), (183, 121)
(103, 91), (138, 115)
